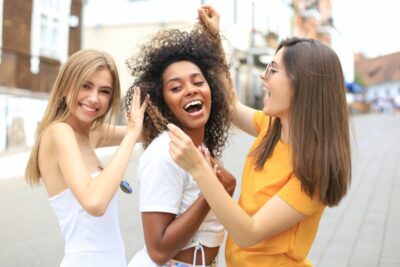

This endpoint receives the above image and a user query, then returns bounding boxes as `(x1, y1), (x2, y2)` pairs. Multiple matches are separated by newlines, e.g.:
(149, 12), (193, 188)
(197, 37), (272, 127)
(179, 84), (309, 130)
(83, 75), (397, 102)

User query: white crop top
(129, 132), (224, 267)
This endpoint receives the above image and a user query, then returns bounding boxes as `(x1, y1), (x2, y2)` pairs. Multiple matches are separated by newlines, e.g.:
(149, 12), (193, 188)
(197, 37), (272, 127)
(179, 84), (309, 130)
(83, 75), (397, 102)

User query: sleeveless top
(49, 173), (126, 267)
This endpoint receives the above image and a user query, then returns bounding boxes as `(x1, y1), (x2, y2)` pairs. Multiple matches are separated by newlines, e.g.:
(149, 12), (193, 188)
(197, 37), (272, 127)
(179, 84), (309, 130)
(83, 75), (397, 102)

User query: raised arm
(45, 87), (147, 216)
(198, 5), (258, 136)
(167, 124), (306, 247)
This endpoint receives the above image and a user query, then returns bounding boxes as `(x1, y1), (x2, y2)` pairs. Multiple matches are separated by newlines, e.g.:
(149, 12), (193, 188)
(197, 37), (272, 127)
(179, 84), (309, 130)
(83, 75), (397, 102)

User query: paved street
(1, 114), (400, 267)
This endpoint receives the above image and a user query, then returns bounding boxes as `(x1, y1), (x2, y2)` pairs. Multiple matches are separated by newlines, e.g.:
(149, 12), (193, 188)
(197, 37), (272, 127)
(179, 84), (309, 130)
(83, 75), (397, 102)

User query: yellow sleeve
(253, 111), (270, 134)
(277, 176), (325, 215)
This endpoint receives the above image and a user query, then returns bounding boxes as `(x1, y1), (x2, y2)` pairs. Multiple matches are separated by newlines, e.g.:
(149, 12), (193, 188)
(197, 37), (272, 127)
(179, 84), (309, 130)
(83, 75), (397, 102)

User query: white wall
(83, 0), (293, 93)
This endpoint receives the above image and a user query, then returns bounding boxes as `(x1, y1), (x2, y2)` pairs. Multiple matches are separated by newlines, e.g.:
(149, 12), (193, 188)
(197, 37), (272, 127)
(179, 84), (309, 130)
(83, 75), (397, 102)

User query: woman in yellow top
(166, 5), (351, 267)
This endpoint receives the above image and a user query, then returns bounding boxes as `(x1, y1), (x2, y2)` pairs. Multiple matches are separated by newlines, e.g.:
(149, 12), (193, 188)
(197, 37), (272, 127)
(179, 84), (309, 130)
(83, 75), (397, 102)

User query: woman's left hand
(167, 123), (207, 174)
(198, 147), (236, 196)
(198, 5), (220, 38)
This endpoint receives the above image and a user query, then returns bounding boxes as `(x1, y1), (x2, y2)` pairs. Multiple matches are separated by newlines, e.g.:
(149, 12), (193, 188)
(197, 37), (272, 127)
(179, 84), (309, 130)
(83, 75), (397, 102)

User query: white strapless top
(49, 173), (126, 267)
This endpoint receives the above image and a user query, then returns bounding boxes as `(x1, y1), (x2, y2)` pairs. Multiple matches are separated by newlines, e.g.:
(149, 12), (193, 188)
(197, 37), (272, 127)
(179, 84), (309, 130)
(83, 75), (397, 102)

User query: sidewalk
(308, 114), (400, 266)
(1, 114), (399, 267)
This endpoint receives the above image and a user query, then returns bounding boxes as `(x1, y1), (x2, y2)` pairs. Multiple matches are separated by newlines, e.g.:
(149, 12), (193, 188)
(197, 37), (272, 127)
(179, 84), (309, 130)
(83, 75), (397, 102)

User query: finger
(204, 147), (211, 164)
(168, 139), (180, 162)
(167, 124), (186, 149)
(139, 94), (149, 114)
(213, 163), (219, 174)
(134, 87), (141, 111)
(198, 8), (209, 22)
(130, 87), (137, 114)
(167, 123), (189, 142)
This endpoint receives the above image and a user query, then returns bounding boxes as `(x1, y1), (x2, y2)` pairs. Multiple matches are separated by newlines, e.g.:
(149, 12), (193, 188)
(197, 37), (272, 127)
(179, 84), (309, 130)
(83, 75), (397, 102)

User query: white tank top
(49, 173), (126, 267)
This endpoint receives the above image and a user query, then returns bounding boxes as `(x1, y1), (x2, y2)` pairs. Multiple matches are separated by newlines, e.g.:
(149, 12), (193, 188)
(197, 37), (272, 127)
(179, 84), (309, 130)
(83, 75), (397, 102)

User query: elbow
(82, 199), (107, 217)
(236, 239), (255, 249)
(148, 250), (171, 266)
(233, 234), (261, 248)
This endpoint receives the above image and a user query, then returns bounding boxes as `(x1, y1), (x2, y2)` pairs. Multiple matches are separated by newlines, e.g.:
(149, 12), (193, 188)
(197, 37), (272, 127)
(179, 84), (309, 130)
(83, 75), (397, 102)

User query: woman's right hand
(198, 5), (220, 38)
(127, 86), (148, 134)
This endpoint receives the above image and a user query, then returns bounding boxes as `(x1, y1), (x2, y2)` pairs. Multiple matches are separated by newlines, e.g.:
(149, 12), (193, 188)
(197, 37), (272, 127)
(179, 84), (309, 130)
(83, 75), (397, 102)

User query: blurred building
(84, 0), (353, 109)
(83, 0), (293, 107)
(0, 0), (83, 152)
(356, 52), (400, 112)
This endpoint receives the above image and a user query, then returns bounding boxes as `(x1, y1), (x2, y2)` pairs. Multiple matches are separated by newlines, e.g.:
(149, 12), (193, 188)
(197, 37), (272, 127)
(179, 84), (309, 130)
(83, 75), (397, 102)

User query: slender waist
(173, 245), (219, 266)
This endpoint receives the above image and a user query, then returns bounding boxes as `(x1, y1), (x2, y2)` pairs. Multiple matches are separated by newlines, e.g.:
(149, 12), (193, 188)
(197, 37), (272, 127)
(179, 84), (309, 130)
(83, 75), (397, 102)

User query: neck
(280, 117), (290, 144)
(183, 127), (205, 148)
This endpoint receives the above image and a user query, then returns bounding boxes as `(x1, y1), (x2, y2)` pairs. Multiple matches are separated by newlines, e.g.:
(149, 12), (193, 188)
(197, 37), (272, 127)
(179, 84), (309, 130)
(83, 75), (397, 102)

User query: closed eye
(170, 86), (181, 92)
(270, 69), (278, 74)
(193, 81), (205, 86)
(100, 89), (112, 95)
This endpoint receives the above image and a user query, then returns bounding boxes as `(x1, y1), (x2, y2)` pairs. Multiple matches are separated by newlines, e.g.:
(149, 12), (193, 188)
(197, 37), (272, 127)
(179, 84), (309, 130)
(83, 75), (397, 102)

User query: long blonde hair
(25, 49), (121, 185)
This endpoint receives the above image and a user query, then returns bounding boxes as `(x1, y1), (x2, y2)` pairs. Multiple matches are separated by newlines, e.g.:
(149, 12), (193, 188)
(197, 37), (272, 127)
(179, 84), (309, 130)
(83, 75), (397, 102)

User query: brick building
(0, 0), (82, 151)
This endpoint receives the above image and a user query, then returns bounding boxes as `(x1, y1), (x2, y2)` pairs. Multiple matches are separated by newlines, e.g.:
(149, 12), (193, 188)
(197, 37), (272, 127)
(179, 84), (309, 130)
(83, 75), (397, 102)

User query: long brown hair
(252, 37), (351, 206)
(25, 49), (121, 185)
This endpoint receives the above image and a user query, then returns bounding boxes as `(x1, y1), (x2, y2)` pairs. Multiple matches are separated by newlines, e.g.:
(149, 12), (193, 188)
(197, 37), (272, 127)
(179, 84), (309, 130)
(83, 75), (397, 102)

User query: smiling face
(66, 68), (113, 127)
(162, 60), (211, 135)
(260, 48), (293, 122)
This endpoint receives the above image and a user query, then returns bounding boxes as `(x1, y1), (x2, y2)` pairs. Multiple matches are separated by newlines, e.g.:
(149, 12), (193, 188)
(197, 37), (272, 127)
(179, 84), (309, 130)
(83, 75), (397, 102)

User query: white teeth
(264, 87), (270, 98)
(81, 104), (96, 112)
(184, 100), (202, 109)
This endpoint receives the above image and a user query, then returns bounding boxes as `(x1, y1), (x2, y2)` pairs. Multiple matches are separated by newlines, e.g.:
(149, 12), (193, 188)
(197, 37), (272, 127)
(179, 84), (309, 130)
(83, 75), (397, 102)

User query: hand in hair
(126, 87), (148, 134)
(198, 5), (220, 39)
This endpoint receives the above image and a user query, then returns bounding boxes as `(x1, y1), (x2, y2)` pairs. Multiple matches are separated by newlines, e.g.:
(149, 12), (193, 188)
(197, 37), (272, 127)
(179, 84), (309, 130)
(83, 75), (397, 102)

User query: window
(31, 0), (72, 73)
(0, 0), (4, 63)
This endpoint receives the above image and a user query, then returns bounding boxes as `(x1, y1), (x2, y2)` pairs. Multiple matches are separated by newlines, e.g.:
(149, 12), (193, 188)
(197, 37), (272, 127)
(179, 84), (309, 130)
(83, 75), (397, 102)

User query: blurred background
(1, 0), (400, 266)
(1, 0), (400, 154)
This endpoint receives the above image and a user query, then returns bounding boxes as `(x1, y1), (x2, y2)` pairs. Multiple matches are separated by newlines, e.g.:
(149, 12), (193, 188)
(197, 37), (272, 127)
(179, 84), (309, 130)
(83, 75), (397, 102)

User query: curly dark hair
(125, 24), (232, 158)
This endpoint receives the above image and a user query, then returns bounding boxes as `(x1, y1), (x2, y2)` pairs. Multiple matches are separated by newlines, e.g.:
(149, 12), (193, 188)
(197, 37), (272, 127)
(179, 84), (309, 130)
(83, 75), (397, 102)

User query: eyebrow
(270, 61), (279, 67)
(84, 80), (113, 91)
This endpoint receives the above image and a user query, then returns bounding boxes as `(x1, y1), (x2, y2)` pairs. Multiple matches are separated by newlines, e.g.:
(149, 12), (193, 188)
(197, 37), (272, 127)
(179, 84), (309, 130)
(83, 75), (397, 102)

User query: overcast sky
(332, 0), (399, 57)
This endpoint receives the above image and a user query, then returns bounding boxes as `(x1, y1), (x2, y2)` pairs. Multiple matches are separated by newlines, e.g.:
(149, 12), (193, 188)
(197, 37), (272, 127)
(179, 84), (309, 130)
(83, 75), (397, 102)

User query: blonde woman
(25, 49), (147, 267)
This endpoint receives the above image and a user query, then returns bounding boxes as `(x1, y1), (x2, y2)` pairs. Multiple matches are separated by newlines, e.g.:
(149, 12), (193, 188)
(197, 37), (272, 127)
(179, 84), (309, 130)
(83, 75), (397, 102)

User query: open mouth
(183, 100), (203, 114)
(80, 103), (98, 114)
(264, 87), (271, 99)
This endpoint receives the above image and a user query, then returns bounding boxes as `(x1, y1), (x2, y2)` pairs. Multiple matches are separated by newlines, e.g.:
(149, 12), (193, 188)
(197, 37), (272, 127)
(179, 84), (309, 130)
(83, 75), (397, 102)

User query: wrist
(191, 160), (211, 182)
(124, 127), (140, 141)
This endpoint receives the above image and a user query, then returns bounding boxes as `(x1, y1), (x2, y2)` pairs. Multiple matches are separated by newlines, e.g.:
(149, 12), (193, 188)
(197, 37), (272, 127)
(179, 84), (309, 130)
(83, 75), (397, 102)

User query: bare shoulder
(45, 122), (74, 140)
(40, 122), (76, 152)
(47, 121), (73, 134)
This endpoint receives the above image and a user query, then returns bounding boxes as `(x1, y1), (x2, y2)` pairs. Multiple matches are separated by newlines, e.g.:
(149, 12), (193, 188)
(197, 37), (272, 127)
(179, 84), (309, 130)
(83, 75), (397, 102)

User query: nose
(185, 84), (198, 95)
(87, 89), (99, 103)
(260, 70), (266, 81)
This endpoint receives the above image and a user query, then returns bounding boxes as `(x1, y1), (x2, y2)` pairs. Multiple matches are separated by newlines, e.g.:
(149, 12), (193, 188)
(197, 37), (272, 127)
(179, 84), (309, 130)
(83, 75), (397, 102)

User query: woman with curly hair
(125, 9), (235, 267)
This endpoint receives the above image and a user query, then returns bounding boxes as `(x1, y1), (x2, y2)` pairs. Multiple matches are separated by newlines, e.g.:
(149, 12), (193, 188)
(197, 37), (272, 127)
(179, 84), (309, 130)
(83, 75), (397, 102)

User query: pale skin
(39, 68), (147, 217)
(166, 5), (306, 248)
